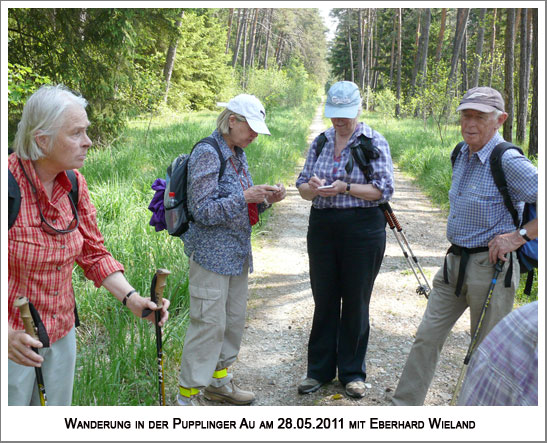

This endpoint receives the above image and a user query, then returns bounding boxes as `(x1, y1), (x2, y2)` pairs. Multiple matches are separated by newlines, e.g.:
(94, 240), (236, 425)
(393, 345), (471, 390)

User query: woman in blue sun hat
(296, 81), (394, 399)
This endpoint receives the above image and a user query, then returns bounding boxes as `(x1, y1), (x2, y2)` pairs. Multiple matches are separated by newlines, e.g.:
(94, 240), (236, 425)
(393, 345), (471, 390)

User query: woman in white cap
(177, 94), (286, 405)
(296, 81), (394, 399)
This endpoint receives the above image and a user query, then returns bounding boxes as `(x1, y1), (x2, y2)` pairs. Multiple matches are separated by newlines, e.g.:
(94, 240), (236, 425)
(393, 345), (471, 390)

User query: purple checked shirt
(458, 301), (538, 406)
(447, 132), (538, 248)
(296, 122), (394, 208)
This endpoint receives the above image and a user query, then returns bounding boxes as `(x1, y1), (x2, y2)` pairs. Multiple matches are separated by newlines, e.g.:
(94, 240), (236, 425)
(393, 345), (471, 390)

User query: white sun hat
(224, 94), (271, 135)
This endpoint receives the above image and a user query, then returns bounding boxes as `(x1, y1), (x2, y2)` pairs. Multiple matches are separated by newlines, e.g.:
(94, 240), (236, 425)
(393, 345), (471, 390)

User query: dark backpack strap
(197, 136), (226, 178)
(8, 170), (21, 229)
(315, 132), (327, 158)
(450, 141), (466, 169)
(66, 169), (79, 207)
(489, 142), (523, 229)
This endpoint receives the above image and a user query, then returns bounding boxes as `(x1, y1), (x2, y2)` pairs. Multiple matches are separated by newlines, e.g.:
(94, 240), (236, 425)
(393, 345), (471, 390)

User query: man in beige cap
(391, 86), (538, 405)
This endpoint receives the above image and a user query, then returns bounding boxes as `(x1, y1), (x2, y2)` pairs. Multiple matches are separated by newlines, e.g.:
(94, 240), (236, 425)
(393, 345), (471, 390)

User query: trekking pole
(150, 269), (170, 406)
(380, 203), (431, 298)
(450, 259), (504, 405)
(14, 296), (47, 406)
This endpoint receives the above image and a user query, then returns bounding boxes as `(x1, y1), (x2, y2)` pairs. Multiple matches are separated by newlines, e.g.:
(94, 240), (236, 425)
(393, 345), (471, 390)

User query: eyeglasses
(38, 193), (79, 235)
(18, 158), (80, 235)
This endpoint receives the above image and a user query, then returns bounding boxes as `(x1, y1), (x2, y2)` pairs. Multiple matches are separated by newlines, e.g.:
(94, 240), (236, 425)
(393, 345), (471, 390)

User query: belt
(444, 244), (489, 297)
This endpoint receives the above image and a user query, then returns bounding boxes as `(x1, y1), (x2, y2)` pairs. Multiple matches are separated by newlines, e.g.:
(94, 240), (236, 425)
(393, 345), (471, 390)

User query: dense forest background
(7, 7), (539, 154)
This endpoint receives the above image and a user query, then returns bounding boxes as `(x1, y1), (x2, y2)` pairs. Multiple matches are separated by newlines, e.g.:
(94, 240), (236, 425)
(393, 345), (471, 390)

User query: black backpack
(451, 141), (538, 295)
(314, 131), (380, 181)
(163, 136), (226, 236)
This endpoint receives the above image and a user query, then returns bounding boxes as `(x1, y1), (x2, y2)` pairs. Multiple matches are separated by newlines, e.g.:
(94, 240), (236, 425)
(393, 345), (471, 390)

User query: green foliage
(7, 62), (51, 139)
(243, 63), (320, 110)
(371, 88), (397, 122)
(167, 12), (232, 110)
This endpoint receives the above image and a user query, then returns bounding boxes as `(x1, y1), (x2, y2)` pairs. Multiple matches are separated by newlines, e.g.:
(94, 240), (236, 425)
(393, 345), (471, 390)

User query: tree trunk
(435, 8), (447, 63)
(373, 13), (381, 89)
(263, 9), (273, 69)
(365, 9), (374, 110)
(163, 9), (184, 103)
(358, 9), (365, 89)
(246, 9), (258, 68)
(347, 9), (354, 83)
(389, 10), (397, 88)
(471, 8), (486, 88)
(241, 12), (248, 69)
(460, 27), (468, 94)
(447, 9), (469, 86)
(503, 8), (516, 142)
(232, 9), (246, 68)
(446, 8), (470, 105)
(528, 8), (538, 157)
(411, 8), (430, 97)
(516, 8), (530, 143)
(225, 8), (234, 54)
(395, 8), (402, 118)
(488, 9), (497, 87)
(413, 9), (421, 69)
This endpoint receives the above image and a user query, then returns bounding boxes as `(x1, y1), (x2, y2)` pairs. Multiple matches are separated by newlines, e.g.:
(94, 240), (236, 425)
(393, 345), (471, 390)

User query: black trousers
(306, 206), (386, 385)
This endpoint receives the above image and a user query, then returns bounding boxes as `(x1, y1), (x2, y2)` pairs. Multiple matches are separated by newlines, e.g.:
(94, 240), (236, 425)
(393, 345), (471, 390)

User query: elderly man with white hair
(391, 86), (538, 406)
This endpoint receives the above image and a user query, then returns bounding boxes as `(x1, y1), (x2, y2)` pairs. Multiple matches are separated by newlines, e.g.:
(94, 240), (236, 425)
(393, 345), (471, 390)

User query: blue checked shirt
(182, 130), (268, 276)
(447, 132), (538, 248)
(296, 122), (394, 208)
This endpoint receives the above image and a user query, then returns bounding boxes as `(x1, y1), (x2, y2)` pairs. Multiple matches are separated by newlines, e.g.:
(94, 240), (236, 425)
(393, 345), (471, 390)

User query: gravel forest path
(220, 102), (472, 406)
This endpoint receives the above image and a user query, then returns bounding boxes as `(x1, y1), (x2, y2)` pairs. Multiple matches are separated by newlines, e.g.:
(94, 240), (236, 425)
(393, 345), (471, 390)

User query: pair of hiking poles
(380, 202), (431, 298)
(14, 268), (171, 406)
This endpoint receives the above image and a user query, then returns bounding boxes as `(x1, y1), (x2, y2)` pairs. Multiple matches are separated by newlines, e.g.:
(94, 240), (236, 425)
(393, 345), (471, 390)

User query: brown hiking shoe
(204, 380), (255, 405)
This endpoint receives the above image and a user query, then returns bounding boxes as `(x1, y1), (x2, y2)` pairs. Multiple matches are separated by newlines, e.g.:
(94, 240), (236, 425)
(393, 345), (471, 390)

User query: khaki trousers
(391, 251), (518, 406)
(178, 256), (249, 389)
(8, 326), (76, 406)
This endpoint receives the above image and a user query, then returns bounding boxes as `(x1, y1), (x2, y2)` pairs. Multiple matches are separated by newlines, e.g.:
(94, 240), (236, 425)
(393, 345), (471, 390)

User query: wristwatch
(519, 228), (531, 242)
(344, 183), (351, 195)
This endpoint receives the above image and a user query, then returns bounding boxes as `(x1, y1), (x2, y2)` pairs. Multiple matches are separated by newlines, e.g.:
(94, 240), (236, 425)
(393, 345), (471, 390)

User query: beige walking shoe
(204, 380), (255, 405)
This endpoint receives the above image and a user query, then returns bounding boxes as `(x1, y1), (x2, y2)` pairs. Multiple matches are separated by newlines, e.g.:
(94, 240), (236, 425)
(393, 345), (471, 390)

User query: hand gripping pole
(380, 203), (431, 298)
(14, 296), (47, 406)
(151, 269), (170, 406)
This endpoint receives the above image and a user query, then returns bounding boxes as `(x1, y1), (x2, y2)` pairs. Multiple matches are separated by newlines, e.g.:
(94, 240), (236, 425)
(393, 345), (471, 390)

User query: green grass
(71, 99), (318, 405)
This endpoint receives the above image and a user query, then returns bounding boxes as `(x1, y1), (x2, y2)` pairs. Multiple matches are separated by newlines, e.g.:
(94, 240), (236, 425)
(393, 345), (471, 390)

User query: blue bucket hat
(324, 81), (361, 118)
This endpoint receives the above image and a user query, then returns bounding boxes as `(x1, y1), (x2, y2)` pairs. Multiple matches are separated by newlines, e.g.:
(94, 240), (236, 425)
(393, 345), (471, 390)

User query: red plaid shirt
(8, 154), (124, 344)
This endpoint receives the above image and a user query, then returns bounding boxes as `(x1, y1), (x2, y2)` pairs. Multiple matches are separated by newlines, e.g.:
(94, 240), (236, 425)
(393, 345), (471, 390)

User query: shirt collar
(466, 132), (504, 165)
(19, 158), (72, 198)
(325, 121), (370, 146)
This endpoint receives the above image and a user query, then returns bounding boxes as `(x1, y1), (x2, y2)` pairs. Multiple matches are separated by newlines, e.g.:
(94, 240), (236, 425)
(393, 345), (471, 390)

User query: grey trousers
(391, 251), (518, 406)
(178, 256), (249, 389)
(8, 326), (76, 406)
